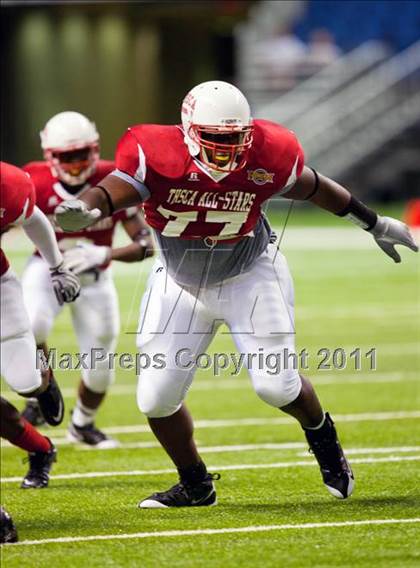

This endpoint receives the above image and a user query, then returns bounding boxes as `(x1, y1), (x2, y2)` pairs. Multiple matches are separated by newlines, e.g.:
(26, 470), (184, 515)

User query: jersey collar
(193, 158), (232, 183)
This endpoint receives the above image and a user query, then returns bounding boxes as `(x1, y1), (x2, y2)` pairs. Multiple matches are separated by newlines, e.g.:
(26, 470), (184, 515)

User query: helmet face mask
(182, 81), (254, 173)
(46, 144), (99, 186)
(189, 124), (253, 172)
(41, 112), (100, 186)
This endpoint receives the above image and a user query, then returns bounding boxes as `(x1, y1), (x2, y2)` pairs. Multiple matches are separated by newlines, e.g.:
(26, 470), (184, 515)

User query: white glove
(54, 199), (102, 232)
(50, 262), (81, 305)
(369, 216), (418, 263)
(63, 242), (112, 275)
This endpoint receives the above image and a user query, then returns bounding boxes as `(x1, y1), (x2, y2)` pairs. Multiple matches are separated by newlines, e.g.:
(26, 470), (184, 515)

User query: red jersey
(115, 119), (304, 240)
(0, 162), (36, 275)
(23, 160), (137, 269)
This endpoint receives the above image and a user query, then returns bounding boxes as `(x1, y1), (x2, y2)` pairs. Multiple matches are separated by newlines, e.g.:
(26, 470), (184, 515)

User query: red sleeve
(14, 174), (35, 224)
(293, 134), (305, 177)
(23, 182), (35, 221)
(251, 120), (305, 194)
(22, 162), (48, 210)
(115, 129), (147, 183)
(275, 129), (305, 194)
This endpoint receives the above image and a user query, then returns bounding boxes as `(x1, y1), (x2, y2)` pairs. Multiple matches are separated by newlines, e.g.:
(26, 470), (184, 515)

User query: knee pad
(137, 389), (181, 418)
(31, 311), (54, 345)
(252, 369), (301, 408)
(136, 368), (189, 418)
(79, 335), (117, 394)
(81, 366), (115, 394)
(0, 333), (43, 395)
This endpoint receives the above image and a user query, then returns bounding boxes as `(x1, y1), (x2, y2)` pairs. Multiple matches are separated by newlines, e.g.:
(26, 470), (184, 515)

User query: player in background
(1, 162), (80, 542)
(55, 82), (418, 507)
(1, 397), (58, 490)
(21, 112), (154, 448)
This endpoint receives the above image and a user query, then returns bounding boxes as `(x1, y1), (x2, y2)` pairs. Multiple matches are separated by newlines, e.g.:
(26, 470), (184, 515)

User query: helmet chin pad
(45, 144), (99, 186)
(190, 124), (253, 172)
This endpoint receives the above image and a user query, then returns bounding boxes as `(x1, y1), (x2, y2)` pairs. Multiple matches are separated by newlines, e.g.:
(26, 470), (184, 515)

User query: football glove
(369, 216), (418, 263)
(50, 261), (81, 305)
(63, 242), (111, 275)
(54, 199), (101, 232)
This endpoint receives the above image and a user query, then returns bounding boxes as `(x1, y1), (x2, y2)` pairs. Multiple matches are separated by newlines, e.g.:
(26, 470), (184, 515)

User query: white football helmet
(181, 81), (254, 172)
(40, 111), (99, 186)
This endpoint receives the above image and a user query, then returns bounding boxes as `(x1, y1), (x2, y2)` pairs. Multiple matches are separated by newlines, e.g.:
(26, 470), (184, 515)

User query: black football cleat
(305, 412), (354, 499)
(0, 506), (18, 544)
(138, 473), (220, 508)
(36, 373), (64, 427)
(21, 399), (45, 427)
(67, 421), (119, 448)
(21, 441), (57, 489)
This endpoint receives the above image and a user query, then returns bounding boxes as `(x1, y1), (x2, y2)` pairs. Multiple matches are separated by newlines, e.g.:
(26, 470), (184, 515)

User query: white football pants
(1, 269), (42, 394)
(136, 244), (302, 418)
(22, 256), (120, 393)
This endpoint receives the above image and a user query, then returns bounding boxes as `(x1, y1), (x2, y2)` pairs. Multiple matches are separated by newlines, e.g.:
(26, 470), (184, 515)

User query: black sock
(178, 461), (207, 485)
(304, 413), (335, 440)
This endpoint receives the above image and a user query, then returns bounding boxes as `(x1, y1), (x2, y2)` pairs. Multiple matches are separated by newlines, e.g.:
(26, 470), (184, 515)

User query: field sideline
(1, 205), (419, 567)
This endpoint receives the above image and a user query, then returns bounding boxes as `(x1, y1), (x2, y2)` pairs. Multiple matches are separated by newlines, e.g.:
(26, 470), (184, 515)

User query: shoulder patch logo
(247, 168), (274, 185)
(188, 172), (200, 181)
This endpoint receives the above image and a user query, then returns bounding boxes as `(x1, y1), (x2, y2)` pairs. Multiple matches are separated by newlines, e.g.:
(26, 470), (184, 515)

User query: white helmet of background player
(181, 81), (254, 172)
(40, 111), (99, 186)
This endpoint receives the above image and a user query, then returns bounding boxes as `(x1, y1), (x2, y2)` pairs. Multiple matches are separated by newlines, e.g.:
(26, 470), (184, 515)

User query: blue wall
(294, 0), (420, 51)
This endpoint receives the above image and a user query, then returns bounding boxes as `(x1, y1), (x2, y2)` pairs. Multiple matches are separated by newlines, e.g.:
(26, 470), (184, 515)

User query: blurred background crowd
(1, 0), (420, 203)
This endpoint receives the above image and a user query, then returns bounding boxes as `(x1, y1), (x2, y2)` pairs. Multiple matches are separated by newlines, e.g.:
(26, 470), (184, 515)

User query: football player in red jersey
(1, 162), (80, 503)
(55, 81), (418, 507)
(20, 112), (154, 448)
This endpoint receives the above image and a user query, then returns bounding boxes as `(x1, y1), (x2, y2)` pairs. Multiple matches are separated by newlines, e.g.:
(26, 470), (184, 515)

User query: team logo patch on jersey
(247, 168), (274, 185)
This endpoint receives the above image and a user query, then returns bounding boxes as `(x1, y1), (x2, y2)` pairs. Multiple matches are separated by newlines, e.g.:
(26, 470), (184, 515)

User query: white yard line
(298, 373), (417, 385)
(76, 443), (420, 454)
(2, 370), (418, 402)
(297, 446), (420, 457)
(2, 409), (419, 450)
(278, 226), (420, 250)
(278, 227), (400, 247)
(7, 517), (420, 547)
(76, 442), (307, 452)
(166, 372), (418, 390)
(78, 444), (420, 454)
(297, 305), (418, 319)
(6, 225), (419, 253)
(312, 343), (419, 356)
(2, 455), (419, 484)
(34, 410), (420, 438)
(2, 438), (418, 457)
(0, 409), (411, 439)
(1, 384), (136, 401)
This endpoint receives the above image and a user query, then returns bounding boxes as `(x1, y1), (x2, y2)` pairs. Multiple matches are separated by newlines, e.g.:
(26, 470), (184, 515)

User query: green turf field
(1, 204), (419, 567)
